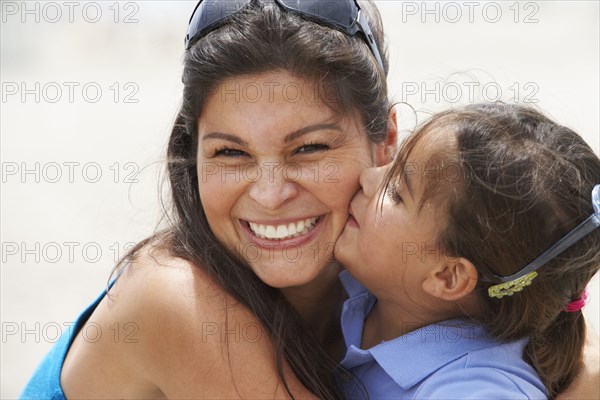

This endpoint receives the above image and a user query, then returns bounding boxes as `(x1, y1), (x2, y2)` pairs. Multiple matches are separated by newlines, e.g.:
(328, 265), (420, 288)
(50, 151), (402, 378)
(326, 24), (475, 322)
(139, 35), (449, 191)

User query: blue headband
(488, 184), (600, 298)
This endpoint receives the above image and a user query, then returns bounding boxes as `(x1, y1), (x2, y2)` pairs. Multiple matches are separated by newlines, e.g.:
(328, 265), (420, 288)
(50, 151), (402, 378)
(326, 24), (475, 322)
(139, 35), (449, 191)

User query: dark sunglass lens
(186, 0), (249, 48)
(277, 0), (356, 28)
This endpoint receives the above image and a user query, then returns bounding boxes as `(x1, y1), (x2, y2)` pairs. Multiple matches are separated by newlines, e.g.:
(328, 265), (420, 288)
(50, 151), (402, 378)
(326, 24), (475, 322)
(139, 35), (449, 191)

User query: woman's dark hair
(111, 1), (389, 398)
(385, 102), (600, 398)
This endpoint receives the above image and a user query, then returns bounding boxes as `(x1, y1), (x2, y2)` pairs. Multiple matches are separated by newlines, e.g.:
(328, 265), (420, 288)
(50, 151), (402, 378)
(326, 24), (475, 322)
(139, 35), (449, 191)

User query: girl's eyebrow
(402, 168), (415, 200)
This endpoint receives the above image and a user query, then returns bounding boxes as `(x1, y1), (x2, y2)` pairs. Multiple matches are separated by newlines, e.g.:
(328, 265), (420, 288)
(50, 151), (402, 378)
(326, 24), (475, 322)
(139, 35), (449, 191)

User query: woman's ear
(422, 257), (478, 301)
(375, 106), (398, 165)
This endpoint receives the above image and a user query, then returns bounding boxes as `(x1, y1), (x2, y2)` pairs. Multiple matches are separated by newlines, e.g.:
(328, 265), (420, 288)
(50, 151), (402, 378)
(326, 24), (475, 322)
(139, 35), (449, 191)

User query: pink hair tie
(564, 288), (589, 312)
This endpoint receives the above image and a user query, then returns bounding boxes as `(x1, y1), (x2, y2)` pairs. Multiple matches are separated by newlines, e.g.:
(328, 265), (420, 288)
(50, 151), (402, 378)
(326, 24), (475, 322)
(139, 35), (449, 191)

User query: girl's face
(197, 71), (387, 289)
(336, 133), (450, 301)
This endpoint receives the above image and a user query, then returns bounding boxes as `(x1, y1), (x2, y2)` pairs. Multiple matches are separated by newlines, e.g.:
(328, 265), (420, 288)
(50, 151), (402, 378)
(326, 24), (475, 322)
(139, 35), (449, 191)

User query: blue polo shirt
(338, 270), (548, 399)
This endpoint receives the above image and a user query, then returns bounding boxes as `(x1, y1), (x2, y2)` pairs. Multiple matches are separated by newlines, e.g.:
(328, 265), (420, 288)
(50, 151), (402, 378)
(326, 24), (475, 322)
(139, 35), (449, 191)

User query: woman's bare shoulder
(62, 241), (315, 399)
(107, 242), (231, 327)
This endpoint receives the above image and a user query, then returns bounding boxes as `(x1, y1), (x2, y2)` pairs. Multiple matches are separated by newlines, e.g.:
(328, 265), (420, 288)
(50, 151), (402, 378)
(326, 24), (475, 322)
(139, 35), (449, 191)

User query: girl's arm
(413, 368), (545, 399)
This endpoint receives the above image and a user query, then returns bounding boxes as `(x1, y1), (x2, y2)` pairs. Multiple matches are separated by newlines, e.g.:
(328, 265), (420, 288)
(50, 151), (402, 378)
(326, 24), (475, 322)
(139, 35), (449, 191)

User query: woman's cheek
(198, 170), (243, 240)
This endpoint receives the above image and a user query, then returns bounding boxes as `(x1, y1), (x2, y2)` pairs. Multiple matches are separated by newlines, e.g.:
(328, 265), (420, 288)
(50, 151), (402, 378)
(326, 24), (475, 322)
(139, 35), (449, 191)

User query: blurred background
(1, 1), (598, 397)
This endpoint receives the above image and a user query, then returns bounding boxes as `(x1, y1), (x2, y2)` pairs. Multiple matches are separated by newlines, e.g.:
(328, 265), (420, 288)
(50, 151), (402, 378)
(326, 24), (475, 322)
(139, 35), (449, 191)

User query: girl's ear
(422, 257), (478, 301)
(375, 106), (398, 165)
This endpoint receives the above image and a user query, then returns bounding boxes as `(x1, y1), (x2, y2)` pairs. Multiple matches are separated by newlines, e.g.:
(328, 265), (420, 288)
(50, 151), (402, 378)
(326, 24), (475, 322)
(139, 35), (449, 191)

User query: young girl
(335, 102), (600, 399)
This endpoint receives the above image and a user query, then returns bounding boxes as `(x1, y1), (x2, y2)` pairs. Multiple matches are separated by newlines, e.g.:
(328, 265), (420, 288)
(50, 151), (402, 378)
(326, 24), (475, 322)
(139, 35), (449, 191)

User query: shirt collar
(338, 270), (502, 389)
(339, 270), (375, 350)
(339, 269), (369, 297)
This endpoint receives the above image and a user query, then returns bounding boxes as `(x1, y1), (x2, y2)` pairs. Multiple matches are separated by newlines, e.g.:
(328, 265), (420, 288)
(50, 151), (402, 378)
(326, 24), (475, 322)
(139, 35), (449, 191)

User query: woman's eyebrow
(283, 123), (342, 144)
(202, 132), (248, 146)
(202, 124), (341, 145)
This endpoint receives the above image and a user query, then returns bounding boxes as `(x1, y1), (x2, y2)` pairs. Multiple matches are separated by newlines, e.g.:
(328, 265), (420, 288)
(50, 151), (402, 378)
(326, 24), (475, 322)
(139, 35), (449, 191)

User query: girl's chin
(333, 235), (353, 261)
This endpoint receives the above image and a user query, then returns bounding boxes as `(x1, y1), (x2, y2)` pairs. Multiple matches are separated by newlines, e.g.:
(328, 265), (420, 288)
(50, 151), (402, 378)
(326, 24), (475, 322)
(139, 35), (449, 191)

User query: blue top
(20, 287), (110, 400)
(338, 270), (548, 399)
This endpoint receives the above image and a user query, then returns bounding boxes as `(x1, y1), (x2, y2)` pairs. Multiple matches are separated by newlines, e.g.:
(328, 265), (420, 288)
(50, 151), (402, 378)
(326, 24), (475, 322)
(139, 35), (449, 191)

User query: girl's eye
(213, 147), (247, 157)
(386, 181), (403, 203)
(295, 143), (329, 154)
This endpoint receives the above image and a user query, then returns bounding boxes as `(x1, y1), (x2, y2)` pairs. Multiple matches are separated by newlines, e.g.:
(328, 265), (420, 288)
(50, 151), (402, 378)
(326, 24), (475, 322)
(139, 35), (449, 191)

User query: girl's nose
(359, 166), (388, 198)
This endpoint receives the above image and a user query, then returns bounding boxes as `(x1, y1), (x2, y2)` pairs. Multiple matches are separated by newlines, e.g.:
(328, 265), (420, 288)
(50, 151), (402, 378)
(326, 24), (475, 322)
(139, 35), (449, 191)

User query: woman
(21, 1), (597, 399)
(22, 1), (396, 398)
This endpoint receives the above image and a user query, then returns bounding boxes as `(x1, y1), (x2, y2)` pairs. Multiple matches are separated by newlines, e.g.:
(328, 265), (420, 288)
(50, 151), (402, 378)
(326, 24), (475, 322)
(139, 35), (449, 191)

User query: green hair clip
(486, 184), (599, 299)
(488, 271), (538, 299)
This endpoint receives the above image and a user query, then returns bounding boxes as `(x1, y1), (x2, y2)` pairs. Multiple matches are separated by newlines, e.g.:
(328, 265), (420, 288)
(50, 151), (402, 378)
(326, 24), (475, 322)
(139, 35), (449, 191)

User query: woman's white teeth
(249, 217), (318, 240)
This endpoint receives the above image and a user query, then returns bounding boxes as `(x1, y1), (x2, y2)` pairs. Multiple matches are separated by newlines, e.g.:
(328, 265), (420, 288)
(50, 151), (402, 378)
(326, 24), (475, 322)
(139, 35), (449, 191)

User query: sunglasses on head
(487, 184), (600, 298)
(184, 0), (385, 71)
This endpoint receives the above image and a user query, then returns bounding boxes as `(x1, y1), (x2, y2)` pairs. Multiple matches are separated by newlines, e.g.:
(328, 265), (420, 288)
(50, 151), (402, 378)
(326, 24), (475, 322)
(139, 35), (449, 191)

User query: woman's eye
(386, 182), (403, 203)
(213, 148), (247, 157)
(295, 143), (329, 154)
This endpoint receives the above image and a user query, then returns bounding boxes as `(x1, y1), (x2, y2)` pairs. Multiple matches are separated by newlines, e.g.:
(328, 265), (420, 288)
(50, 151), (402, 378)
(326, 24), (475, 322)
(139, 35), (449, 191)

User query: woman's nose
(248, 163), (298, 210)
(359, 166), (388, 197)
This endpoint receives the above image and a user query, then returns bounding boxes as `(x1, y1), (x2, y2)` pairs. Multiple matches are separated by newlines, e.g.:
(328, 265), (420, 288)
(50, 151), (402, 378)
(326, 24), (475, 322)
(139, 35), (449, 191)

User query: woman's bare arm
(62, 246), (316, 399)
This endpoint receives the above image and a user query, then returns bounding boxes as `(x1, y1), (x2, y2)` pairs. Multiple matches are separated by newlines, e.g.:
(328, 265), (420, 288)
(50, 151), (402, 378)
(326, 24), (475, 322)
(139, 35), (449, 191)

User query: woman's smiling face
(197, 71), (383, 289)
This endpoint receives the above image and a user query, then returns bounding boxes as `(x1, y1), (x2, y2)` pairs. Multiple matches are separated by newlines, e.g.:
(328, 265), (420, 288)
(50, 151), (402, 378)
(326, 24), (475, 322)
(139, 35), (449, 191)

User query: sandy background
(2, 1), (598, 398)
